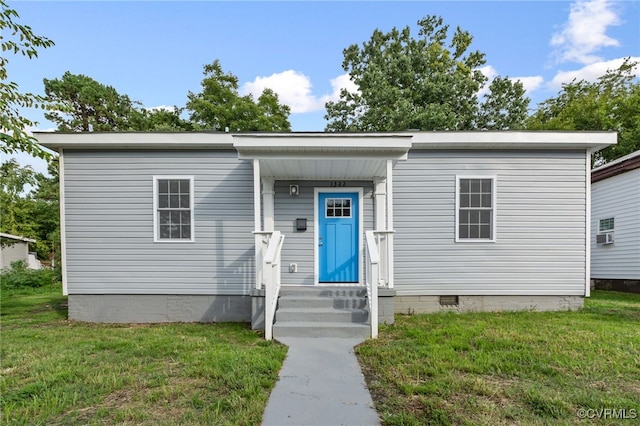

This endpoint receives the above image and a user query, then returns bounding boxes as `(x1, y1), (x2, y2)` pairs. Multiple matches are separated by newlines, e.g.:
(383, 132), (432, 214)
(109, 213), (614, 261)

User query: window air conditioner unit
(596, 232), (614, 245)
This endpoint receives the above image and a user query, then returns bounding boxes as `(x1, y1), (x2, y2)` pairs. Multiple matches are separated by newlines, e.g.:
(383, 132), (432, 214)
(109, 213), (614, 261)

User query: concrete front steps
(272, 286), (371, 338)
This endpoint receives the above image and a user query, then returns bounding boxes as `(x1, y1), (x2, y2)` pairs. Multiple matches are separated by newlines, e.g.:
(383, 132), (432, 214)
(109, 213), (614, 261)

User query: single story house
(0, 233), (42, 270)
(591, 149), (640, 293)
(36, 131), (616, 338)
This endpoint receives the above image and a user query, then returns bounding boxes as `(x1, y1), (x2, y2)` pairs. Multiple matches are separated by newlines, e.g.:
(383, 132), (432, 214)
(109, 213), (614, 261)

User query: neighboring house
(36, 131), (615, 337)
(591, 150), (640, 293)
(0, 233), (42, 270)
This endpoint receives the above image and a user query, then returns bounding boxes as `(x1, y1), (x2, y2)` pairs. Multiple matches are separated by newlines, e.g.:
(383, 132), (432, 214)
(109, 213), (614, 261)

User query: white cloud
(514, 76), (545, 93)
(551, 0), (622, 65)
(478, 65), (498, 81)
(241, 71), (357, 114)
(144, 105), (176, 112)
(477, 66), (543, 97)
(326, 73), (358, 101)
(550, 56), (640, 88)
(476, 66), (498, 98)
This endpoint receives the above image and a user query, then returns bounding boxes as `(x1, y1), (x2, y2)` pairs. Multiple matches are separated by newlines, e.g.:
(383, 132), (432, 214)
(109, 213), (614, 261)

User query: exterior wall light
(290, 185), (299, 196)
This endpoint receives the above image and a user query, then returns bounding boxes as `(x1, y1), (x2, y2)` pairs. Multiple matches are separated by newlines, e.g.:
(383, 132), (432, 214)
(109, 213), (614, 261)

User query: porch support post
(374, 177), (387, 232)
(262, 178), (275, 232)
(253, 160), (261, 232)
(253, 160), (263, 290)
(386, 160), (395, 288)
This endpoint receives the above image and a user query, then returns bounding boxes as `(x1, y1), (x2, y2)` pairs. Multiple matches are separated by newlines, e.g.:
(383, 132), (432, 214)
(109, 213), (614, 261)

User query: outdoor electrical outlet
(289, 263), (297, 273)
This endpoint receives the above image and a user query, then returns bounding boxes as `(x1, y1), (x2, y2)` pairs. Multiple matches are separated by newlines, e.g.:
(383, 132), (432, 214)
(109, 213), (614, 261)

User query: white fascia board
(0, 233), (36, 243)
(237, 151), (409, 161)
(34, 132), (235, 151)
(410, 131), (617, 150)
(35, 130), (617, 152)
(233, 136), (413, 150)
(232, 132), (413, 139)
(591, 148), (640, 173)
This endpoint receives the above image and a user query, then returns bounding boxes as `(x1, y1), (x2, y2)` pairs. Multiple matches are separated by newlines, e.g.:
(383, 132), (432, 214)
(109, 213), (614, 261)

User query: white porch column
(253, 160), (263, 289)
(374, 177), (387, 231)
(253, 160), (261, 232)
(386, 160), (395, 288)
(262, 178), (275, 232)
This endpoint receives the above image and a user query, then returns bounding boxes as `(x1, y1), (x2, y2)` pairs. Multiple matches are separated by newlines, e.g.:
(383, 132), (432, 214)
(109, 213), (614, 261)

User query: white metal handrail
(365, 230), (380, 339)
(264, 231), (285, 340)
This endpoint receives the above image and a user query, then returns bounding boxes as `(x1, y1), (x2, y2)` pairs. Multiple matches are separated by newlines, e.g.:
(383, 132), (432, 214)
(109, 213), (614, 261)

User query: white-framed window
(325, 197), (352, 218)
(455, 176), (497, 242)
(598, 217), (615, 232)
(153, 176), (194, 242)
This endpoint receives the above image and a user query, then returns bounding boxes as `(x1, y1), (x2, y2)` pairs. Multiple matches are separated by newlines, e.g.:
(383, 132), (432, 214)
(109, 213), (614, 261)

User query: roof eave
(33, 131), (236, 151)
(410, 131), (617, 150)
(0, 233), (36, 243)
(34, 130), (617, 152)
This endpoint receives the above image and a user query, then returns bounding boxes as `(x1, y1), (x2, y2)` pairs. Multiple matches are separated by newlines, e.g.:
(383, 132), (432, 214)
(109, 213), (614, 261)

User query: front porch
(233, 133), (411, 339)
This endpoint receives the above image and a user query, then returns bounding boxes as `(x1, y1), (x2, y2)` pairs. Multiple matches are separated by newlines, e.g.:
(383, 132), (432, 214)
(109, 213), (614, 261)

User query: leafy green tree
(324, 15), (529, 132)
(0, 159), (37, 236)
(0, 158), (60, 263)
(527, 58), (639, 164)
(129, 107), (193, 131)
(477, 76), (529, 130)
(0, 0), (55, 158)
(186, 60), (291, 131)
(44, 72), (194, 132)
(43, 72), (141, 132)
(29, 160), (60, 264)
(255, 89), (291, 132)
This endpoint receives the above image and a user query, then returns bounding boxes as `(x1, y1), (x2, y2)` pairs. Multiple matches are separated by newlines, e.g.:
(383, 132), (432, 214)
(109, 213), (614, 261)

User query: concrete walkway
(261, 337), (381, 426)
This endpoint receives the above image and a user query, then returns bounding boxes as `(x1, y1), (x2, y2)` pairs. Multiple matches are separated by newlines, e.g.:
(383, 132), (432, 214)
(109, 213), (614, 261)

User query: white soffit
(258, 158), (391, 180)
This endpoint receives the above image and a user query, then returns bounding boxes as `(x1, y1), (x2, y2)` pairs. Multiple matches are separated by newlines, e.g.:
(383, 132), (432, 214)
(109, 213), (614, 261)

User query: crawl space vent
(439, 296), (459, 306)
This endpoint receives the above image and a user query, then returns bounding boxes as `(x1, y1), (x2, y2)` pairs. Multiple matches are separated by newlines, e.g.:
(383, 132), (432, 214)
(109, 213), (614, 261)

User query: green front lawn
(1, 284), (287, 425)
(357, 291), (640, 425)
(4, 279), (639, 425)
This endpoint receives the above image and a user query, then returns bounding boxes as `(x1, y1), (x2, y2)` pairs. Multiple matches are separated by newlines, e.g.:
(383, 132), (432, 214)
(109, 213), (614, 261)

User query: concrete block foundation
(394, 295), (584, 314)
(68, 294), (251, 323)
(378, 288), (396, 325)
(251, 289), (265, 330)
(68, 293), (585, 325)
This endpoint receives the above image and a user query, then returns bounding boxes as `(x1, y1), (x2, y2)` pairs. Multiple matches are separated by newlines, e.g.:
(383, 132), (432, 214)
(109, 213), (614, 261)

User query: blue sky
(6, 0), (640, 173)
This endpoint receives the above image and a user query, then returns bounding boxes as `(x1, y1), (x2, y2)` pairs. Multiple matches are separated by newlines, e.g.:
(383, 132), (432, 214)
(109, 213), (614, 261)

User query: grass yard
(357, 291), (640, 425)
(1, 284), (288, 425)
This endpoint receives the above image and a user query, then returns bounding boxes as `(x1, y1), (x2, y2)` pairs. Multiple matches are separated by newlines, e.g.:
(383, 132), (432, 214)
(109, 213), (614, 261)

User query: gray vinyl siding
(63, 150), (255, 295)
(393, 150), (588, 296)
(274, 181), (374, 285)
(591, 168), (640, 280)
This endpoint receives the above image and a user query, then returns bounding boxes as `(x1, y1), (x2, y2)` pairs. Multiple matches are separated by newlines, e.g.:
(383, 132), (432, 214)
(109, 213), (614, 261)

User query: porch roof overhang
(234, 134), (412, 180)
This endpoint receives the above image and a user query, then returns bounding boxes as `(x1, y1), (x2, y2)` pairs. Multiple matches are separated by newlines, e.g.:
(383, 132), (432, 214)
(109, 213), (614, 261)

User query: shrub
(0, 261), (61, 290)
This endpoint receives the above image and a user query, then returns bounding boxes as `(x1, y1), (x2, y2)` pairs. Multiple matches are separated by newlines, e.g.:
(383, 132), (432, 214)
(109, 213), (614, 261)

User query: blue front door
(318, 192), (359, 283)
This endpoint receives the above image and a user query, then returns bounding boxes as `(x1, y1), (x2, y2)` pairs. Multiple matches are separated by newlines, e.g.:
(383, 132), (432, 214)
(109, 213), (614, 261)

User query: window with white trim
(325, 198), (352, 218)
(456, 176), (496, 241)
(598, 217), (614, 232)
(154, 177), (194, 242)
